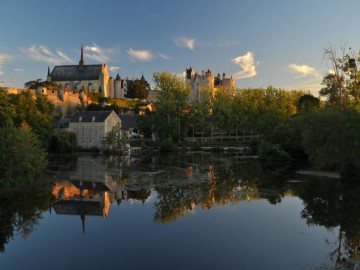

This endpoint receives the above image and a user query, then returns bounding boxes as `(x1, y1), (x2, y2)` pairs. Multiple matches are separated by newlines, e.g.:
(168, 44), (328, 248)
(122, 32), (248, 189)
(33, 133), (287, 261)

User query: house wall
(69, 121), (105, 149)
(68, 111), (121, 149)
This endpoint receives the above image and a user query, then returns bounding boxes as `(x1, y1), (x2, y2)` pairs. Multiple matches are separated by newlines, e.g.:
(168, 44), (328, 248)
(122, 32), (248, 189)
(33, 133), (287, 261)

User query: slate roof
(119, 114), (138, 130)
(55, 117), (71, 128)
(70, 111), (114, 123)
(50, 64), (103, 81)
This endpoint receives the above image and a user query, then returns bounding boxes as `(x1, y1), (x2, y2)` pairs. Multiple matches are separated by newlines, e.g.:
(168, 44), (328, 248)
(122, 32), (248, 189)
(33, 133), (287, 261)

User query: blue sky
(0, 0), (360, 94)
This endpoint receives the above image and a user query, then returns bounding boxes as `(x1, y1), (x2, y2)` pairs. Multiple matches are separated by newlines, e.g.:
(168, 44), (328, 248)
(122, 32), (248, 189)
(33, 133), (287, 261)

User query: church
(46, 46), (127, 99)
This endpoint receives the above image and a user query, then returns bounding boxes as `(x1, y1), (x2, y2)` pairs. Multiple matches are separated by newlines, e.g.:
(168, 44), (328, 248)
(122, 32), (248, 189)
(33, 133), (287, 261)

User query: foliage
(48, 132), (77, 154)
(126, 77), (150, 99)
(150, 71), (191, 142)
(24, 79), (61, 91)
(105, 123), (130, 153)
(296, 94), (321, 113)
(0, 123), (46, 186)
(8, 91), (55, 142)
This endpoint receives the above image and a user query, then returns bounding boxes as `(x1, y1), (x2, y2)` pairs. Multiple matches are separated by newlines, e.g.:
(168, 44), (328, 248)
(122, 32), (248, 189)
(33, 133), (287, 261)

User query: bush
(258, 141), (292, 168)
(159, 138), (175, 152)
(48, 132), (77, 154)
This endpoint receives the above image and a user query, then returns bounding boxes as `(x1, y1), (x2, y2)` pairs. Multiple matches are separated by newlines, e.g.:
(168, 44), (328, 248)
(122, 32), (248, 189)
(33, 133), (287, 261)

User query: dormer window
(79, 117), (82, 122)
(92, 116), (96, 122)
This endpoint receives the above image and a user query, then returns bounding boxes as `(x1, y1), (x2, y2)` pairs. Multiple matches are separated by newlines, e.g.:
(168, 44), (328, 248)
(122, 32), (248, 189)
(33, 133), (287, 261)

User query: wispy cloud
(288, 64), (321, 79)
(109, 66), (120, 72)
(200, 39), (238, 48)
(173, 37), (196, 50)
(0, 53), (12, 64)
(158, 52), (171, 60)
(84, 43), (116, 63)
(127, 48), (154, 62)
(0, 67), (4, 76)
(19, 45), (72, 65)
(13, 68), (23, 72)
(232, 52), (257, 79)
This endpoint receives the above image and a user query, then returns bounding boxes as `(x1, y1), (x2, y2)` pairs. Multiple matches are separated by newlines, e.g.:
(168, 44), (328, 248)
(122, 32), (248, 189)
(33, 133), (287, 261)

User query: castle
(46, 46), (140, 99)
(186, 67), (235, 101)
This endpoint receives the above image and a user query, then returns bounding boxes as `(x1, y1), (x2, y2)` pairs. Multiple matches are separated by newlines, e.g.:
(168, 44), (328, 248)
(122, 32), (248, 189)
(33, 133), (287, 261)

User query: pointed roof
(79, 45), (85, 66)
(115, 73), (121, 80)
(47, 66), (51, 77)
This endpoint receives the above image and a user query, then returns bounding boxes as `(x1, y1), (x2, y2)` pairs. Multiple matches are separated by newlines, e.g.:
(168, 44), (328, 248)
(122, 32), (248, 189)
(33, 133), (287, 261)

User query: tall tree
(126, 77), (150, 99)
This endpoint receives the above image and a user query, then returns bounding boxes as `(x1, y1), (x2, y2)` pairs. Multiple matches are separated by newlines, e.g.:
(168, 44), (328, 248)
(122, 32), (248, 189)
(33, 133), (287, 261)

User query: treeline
(0, 89), (54, 186)
(139, 69), (360, 180)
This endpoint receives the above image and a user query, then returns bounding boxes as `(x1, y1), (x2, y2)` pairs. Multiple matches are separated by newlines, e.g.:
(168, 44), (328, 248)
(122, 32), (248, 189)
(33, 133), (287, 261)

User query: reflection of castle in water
(51, 155), (151, 234)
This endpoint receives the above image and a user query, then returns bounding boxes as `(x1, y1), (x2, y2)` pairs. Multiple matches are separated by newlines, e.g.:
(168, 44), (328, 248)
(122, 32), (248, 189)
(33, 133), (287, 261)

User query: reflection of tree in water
(0, 183), (54, 252)
(293, 179), (360, 266)
(152, 153), (292, 223)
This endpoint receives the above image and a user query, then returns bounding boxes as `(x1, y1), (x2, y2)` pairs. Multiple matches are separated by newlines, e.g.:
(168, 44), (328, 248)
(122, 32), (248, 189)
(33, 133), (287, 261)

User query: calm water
(0, 152), (357, 270)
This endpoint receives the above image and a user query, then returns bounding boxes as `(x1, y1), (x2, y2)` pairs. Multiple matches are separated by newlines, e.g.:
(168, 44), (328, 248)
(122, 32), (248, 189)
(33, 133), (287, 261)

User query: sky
(1, 0), (360, 95)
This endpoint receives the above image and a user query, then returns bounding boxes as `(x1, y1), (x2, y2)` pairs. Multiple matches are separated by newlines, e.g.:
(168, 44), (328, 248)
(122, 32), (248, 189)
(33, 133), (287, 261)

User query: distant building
(68, 110), (121, 149)
(186, 67), (235, 101)
(47, 46), (150, 100)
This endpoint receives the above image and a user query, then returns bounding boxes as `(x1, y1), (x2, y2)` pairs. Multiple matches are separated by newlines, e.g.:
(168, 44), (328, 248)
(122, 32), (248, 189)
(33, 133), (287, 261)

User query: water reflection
(2, 152), (360, 268)
(0, 183), (54, 253)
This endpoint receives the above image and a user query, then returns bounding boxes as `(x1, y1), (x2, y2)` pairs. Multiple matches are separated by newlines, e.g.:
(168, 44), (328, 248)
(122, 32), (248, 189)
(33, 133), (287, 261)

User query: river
(0, 152), (357, 270)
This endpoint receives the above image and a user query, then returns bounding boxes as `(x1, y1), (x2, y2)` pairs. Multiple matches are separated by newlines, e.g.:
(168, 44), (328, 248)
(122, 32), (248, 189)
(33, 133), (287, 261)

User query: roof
(55, 117), (71, 128)
(50, 64), (103, 81)
(70, 110), (114, 122)
(119, 114), (138, 130)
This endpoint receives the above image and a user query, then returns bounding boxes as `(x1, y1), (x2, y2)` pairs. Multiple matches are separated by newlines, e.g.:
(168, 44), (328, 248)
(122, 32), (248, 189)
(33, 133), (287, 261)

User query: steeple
(47, 66), (51, 82)
(79, 45), (85, 66)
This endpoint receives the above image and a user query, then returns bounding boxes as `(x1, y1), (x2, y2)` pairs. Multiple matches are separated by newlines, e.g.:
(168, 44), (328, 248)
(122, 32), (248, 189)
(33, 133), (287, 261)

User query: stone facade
(186, 67), (235, 101)
(68, 110), (121, 149)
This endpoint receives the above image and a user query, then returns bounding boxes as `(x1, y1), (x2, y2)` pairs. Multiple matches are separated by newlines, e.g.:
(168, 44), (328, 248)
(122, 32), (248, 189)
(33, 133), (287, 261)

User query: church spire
(79, 45), (85, 66)
(47, 66), (50, 77)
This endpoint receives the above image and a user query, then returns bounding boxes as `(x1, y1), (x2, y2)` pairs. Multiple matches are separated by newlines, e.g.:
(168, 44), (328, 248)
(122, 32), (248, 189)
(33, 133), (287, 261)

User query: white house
(69, 110), (121, 149)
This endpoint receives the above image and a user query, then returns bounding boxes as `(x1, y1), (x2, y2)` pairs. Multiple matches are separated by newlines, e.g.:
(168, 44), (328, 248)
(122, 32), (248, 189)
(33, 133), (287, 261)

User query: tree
(9, 91), (54, 142)
(0, 123), (46, 185)
(296, 94), (321, 114)
(0, 88), (14, 127)
(105, 123), (130, 153)
(150, 72), (191, 142)
(319, 73), (346, 107)
(126, 77), (150, 99)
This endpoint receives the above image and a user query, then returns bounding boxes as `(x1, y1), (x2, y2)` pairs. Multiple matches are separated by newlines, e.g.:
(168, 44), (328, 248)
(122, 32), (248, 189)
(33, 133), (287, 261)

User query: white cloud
(173, 37), (196, 50)
(232, 51), (257, 79)
(84, 43), (116, 63)
(13, 68), (23, 72)
(0, 53), (12, 64)
(19, 45), (72, 65)
(288, 64), (321, 79)
(109, 66), (120, 72)
(127, 48), (154, 62)
(158, 52), (171, 60)
(0, 66), (4, 76)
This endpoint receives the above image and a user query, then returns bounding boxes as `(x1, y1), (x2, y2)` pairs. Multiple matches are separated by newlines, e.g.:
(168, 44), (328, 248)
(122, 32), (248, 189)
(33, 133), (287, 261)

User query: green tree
(126, 77), (150, 99)
(151, 72), (191, 142)
(0, 88), (14, 127)
(0, 123), (46, 186)
(9, 91), (54, 142)
(296, 94), (321, 114)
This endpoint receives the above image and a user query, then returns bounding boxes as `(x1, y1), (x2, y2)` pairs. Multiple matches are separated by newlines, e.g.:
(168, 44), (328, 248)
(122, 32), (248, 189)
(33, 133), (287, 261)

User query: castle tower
(108, 77), (114, 98)
(79, 45), (85, 66)
(114, 73), (122, 98)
